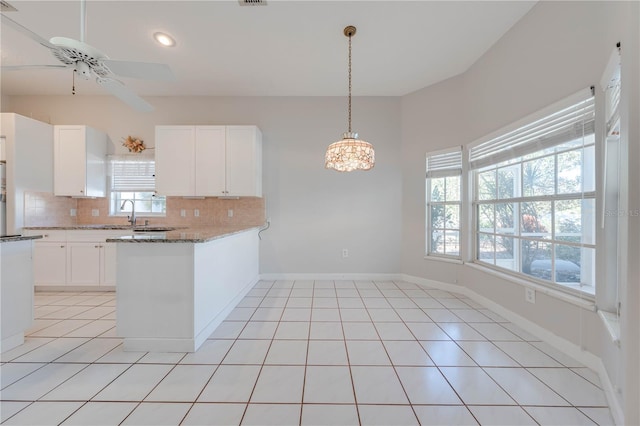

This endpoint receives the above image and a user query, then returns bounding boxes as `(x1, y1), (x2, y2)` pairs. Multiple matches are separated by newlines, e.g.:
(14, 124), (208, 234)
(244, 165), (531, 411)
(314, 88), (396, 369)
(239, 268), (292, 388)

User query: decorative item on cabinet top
(121, 136), (146, 153)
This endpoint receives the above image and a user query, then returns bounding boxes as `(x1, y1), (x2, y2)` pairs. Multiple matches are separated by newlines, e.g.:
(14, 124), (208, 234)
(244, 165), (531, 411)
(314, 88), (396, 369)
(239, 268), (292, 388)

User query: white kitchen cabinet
(33, 242), (67, 286)
(1, 113), (53, 234)
(67, 242), (101, 286)
(102, 242), (117, 286)
(226, 126), (262, 197)
(195, 126), (226, 195)
(155, 126), (195, 196)
(155, 125), (261, 197)
(24, 229), (130, 288)
(54, 125), (108, 197)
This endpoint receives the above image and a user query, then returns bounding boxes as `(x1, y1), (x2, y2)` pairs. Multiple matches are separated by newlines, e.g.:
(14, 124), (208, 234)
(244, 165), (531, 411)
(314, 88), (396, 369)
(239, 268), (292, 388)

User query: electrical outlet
(180, 209), (186, 217)
(228, 209), (234, 218)
(194, 209), (199, 217)
(91, 209), (99, 217)
(70, 208), (77, 217)
(525, 287), (536, 304)
(342, 248), (349, 258)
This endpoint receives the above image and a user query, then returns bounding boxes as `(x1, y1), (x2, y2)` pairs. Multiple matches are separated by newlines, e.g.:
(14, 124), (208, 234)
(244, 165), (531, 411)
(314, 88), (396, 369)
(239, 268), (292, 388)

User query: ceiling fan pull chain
(72, 70), (76, 95)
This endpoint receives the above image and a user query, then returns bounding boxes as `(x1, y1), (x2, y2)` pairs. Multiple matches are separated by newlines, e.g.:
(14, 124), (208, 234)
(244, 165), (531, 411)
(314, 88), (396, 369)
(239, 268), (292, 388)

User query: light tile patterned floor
(1, 280), (614, 425)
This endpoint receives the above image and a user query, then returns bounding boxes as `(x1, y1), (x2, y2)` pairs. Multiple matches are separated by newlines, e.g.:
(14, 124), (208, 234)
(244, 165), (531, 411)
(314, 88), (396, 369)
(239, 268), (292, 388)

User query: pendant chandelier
(325, 25), (375, 172)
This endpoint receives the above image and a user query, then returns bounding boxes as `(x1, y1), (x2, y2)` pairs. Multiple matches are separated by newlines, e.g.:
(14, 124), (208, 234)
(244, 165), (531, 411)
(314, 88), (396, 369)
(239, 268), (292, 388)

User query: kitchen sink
(133, 226), (176, 233)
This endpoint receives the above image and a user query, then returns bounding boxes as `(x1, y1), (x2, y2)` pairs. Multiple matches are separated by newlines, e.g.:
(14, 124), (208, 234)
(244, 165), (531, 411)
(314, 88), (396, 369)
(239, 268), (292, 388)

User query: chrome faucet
(120, 200), (136, 226)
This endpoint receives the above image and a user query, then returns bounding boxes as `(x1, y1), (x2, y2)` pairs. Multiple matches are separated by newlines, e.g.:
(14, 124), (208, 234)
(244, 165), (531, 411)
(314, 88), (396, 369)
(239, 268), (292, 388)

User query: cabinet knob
(94, 245), (100, 248)
(80, 190), (84, 194)
(60, 245), (65, 248)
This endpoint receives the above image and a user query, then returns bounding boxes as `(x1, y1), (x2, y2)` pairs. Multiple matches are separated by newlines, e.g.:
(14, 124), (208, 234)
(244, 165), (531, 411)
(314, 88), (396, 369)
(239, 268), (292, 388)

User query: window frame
(425, 146), (463, 260)
(108, 155), (166, 217)
(472, 142), (596, 296)
(467, 88), (597, 298)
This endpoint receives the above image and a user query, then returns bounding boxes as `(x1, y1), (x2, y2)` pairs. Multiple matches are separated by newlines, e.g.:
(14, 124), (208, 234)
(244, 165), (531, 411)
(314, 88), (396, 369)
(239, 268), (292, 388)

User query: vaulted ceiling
(1, 1), (536, 98)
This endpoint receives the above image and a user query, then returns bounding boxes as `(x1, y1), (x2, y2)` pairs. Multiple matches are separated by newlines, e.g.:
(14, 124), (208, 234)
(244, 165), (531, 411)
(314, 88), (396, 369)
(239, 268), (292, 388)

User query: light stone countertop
(105, 226), (262, 243)
(23, 224), (263, 243)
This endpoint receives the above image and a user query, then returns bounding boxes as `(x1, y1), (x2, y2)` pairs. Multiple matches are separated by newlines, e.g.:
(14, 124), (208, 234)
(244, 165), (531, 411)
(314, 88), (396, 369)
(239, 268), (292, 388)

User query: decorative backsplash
(24, 191), (266, 228)
(24, 192), (78, 227)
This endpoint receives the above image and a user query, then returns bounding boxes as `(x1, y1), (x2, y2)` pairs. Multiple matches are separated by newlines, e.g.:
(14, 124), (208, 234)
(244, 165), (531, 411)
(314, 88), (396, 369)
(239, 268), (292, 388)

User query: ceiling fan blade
(2, 65), (68, 71)
(1, 14), (57, 50)
(96, 78), (154, 112)
(102, 60), (175, 81)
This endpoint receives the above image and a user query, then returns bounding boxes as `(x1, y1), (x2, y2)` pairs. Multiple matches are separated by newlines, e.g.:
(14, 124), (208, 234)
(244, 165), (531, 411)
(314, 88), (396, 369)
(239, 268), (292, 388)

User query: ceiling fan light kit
(325, 25), (375, 172)
(1, 0), (175, 112)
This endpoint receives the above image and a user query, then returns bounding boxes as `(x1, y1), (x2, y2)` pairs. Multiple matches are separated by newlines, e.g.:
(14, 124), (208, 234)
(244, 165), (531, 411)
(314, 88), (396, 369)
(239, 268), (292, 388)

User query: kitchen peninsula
(107, 226), (260, 352)
(1, 235), (42, 351)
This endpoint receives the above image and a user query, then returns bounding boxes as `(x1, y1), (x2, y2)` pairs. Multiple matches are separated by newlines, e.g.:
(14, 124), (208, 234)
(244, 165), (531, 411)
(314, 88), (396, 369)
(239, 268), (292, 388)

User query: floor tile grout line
(333, 279), (363, 426)
(389, 280), (485, 426)
(237, 279), (286, 425)
(388, 282), (580, 421)
(298, 279), (314, 425)
(358, 280), (421, 425)
(2, 294), (133, 424)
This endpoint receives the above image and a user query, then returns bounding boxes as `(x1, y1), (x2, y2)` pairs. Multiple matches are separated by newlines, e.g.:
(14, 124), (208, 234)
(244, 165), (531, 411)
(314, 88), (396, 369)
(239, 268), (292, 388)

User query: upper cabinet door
(54, 125), (107, 197)
(195, 126), (226, 196)
(54, 126), (87, 196)
(155, 126), (196, 196)
(226, 126), (262, 197)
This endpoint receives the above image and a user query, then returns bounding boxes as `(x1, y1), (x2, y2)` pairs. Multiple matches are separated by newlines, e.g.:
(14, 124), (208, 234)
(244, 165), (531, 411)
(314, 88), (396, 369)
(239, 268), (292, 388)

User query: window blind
(110, 156), (156, 192)
(426, 147), (462, 178)
(469, 89), (595, 170)
(601, 47), (621, 136)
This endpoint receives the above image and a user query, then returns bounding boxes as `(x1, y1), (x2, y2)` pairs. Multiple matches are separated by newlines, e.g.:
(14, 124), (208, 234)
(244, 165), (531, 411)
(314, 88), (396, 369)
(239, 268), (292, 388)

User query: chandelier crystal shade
(325, 26), (375, 172)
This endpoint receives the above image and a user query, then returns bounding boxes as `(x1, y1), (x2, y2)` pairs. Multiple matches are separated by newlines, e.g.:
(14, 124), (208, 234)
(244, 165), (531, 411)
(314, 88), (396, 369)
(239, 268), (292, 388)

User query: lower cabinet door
(33, 242), (67, 286)
(101, 243), (117, 286)
(67, 243), (101, 286)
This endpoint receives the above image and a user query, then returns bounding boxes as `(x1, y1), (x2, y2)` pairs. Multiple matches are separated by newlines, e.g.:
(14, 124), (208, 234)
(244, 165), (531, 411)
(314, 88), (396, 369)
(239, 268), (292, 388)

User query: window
(599, 44), (622, 325)
(426, 147), (462, 258)
(470, 90), (596, 296)
(109, 156), (166, 217)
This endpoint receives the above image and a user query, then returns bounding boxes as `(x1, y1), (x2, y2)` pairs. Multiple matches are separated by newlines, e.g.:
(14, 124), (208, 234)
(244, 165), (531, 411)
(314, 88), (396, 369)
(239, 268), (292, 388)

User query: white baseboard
(35, 285), (115, 292)
(400, 273), (624, 425)
(259, 273), (402, 281)
(194, 277), (259, 350)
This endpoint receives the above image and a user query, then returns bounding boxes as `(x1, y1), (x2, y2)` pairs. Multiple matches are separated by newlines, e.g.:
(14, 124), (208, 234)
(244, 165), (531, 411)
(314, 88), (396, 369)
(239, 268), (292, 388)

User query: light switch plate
(91, 209), (99, 217)
(194, 209), (199, 217)
(70, 209), (77, 217)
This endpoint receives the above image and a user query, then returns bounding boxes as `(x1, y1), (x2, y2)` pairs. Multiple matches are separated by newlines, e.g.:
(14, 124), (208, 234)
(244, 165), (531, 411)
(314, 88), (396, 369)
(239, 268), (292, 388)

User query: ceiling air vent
(0, 1), (17, 12)
(238, 0), (266, 6)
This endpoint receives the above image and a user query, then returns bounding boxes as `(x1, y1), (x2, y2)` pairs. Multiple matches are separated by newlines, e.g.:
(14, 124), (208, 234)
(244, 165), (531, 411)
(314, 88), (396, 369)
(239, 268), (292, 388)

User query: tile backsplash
(24, 191), (266, 228)
(24, 192), (78, 227)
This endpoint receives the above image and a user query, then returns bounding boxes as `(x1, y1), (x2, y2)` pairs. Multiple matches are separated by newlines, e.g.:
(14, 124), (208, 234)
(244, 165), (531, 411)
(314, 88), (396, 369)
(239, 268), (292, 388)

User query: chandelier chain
(348, 32), (352, 133)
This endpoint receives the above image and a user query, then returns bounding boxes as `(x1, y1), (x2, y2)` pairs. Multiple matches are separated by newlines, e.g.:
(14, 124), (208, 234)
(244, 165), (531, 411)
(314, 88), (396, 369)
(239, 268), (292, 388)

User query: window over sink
(109, 155), (166, 217)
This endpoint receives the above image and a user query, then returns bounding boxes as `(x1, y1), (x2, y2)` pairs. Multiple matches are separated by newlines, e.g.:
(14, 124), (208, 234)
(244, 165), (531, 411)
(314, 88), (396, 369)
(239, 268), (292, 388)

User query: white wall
(5, 95), (402, 275)
(4, 1), (638, 420)
(401, 1), (638, 423)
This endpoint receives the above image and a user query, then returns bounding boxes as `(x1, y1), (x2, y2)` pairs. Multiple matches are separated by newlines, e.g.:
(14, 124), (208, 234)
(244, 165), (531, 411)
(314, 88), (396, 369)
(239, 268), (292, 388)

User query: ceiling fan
(1, 0), (175, 112)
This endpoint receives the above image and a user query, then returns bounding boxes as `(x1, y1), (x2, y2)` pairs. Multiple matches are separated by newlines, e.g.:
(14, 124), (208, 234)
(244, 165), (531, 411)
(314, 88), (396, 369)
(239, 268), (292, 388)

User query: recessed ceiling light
(153, 32), (176, 47)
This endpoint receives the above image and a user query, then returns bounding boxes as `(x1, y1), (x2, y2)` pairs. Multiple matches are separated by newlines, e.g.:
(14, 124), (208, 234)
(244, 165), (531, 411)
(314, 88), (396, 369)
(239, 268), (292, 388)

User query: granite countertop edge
(106, 225), (262, 243)
(22, 224), (263, 243)
(0, 235), (43, 243)
(22, 225), (173, 230)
